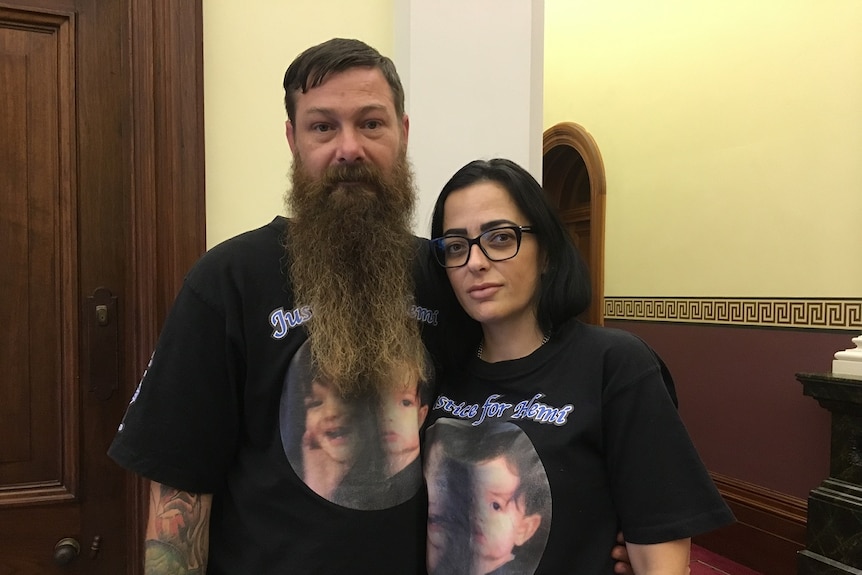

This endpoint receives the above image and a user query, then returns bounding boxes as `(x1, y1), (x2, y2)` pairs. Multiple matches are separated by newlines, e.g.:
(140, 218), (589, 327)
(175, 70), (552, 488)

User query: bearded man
(109, 38), (462, 575)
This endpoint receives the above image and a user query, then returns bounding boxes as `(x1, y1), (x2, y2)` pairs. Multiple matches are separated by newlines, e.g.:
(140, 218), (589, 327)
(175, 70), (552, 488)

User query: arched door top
(543, 122), (606, 326)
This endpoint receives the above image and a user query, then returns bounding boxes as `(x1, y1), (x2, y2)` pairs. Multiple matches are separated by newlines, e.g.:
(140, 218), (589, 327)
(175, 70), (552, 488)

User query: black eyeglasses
(431, 225), (535, 268)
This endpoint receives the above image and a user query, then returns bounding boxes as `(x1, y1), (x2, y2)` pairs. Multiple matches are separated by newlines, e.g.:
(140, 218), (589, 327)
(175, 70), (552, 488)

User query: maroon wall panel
(605, 320), (854, 499)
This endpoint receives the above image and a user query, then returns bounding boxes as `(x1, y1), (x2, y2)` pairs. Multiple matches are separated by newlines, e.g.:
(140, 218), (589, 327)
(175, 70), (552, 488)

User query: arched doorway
(543, 122), (606, 325)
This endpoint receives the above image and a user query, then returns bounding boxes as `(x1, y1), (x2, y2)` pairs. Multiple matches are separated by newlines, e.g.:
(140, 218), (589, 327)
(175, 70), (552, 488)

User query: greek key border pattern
(604, 298), (862, 331)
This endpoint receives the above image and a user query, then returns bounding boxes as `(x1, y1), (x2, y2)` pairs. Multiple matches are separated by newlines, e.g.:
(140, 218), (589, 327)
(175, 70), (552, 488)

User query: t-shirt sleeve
(108, 277), (240, 494)
(601, 335), (734, 544)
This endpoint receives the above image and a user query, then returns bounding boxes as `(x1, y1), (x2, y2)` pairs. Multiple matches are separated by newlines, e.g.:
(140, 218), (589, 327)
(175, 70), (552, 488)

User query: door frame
(542, 122), (606, 326)
(127, 1), (206, 572)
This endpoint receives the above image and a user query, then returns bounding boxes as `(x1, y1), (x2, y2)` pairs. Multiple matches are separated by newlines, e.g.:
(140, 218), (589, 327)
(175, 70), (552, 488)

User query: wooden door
(543, 122), (606, 326)
(0, 1), (205, 573)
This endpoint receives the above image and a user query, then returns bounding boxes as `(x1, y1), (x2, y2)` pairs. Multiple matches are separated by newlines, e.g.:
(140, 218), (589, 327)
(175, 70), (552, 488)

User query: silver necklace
(477, 333), (550, 359)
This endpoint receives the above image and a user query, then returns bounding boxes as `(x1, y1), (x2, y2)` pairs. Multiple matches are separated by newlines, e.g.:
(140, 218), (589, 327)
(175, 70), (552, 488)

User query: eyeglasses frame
(431, 225), (535, 268)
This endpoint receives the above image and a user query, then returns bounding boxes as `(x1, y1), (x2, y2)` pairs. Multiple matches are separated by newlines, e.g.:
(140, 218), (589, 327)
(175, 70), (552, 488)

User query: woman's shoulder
(560, 321), (662, 374)
(562, 320), (677, 403)
(564, 320), (654, 355)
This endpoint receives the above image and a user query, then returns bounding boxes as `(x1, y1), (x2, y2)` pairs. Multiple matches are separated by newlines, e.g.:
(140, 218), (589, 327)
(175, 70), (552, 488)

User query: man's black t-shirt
(109, 217), (470, 574)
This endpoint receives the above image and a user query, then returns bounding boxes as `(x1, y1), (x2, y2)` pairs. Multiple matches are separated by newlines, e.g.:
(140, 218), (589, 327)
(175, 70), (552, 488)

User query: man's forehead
(293, 67), (397, 115)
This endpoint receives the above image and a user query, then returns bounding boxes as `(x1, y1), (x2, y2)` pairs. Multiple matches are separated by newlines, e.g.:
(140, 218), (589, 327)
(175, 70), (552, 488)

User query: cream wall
(393, 0), (544, 232)
(203, 0), (393, 247)
(545, 1), (862, 297)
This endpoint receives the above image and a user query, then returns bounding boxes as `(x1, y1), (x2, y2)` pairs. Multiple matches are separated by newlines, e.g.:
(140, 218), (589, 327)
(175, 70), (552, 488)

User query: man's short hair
(283, 38), (406, 124)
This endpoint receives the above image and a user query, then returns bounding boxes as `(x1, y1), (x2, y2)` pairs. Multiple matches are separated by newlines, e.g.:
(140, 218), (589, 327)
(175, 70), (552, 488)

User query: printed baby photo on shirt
(279, 340), (430, 510)
(424, 419), (552, 575)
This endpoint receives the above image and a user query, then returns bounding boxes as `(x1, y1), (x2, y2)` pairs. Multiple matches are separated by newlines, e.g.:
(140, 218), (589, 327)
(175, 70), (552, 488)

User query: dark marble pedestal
(796, 372), (862, 574)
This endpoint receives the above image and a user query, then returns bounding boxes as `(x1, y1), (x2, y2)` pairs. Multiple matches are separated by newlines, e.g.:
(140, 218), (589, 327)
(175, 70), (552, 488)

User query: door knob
(53, 537), (80, 566)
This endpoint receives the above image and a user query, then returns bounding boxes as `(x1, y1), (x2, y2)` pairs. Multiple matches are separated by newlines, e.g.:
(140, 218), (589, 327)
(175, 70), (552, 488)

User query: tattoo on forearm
(145, 484), (211, 575)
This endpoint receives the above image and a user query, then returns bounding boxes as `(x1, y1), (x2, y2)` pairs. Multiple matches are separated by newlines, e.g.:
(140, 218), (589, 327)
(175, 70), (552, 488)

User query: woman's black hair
(430, 158), (591, 334)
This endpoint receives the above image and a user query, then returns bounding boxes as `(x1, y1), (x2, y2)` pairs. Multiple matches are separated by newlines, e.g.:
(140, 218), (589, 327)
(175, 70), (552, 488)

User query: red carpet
(690, 544), (764, 575)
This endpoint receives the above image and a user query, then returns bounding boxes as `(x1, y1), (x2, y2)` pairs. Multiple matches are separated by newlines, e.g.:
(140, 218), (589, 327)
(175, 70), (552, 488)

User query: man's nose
(336, 127), (365, 163)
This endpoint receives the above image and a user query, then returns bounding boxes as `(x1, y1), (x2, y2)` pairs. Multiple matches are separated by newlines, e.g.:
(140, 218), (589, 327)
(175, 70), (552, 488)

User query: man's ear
(418, 404), (429, 427)
(514, 513), (542, 546)
(401, 114), (410, 147)
(286, 120), (297, 155)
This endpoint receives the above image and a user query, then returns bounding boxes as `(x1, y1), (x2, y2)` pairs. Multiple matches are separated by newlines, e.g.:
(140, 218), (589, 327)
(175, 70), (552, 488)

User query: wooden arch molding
(542, 122), (606, 325)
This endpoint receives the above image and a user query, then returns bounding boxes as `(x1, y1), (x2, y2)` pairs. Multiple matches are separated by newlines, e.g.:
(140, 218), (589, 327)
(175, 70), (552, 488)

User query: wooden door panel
(0, 5), (101, 573)
(0, 1), (205, 572)
(0, 6), (78, 505)
(0, 506), (79, 574)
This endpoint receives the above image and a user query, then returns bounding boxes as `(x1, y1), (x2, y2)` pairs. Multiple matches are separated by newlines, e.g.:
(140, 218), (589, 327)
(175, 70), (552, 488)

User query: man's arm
(626, 538), (691, 575)
(145, 481), (212, 575)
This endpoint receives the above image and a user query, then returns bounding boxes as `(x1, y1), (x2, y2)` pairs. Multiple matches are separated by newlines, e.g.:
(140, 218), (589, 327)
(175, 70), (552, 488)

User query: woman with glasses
(423, 159), (733, 575)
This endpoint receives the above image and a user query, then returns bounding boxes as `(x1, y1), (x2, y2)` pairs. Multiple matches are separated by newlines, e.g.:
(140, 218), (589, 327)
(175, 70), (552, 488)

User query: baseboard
(693, 472), (807, 575)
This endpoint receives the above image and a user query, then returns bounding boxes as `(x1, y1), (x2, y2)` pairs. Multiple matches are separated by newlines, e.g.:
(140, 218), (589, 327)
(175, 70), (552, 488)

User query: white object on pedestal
(832, 334), (862, 378)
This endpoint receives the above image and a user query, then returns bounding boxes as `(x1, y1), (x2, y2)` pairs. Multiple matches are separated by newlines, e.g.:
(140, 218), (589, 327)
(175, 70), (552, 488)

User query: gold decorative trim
(604, 297), (862, 331)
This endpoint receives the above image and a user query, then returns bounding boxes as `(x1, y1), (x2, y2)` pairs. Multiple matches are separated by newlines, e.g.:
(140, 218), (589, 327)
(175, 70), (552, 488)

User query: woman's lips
(468, 283), (501, 299)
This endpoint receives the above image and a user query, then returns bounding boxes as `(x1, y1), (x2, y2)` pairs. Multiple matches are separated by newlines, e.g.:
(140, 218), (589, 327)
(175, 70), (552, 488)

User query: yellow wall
(203, 0), (393, 247)
(545, 1), (862, 297)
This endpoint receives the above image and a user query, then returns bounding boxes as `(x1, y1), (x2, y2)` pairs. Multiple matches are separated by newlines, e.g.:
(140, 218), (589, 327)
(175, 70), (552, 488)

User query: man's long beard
(286, 154), (427, 397)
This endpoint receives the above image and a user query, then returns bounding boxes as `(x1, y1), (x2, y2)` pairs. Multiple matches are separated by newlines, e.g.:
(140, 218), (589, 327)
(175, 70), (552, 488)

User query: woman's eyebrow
(442, 219), (518, 236)
(480, 219), (518, 232)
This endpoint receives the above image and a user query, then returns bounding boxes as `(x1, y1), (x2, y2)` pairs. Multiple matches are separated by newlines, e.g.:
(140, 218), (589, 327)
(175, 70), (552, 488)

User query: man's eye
(400, 398), (415, 407)
(312, 124), (332, 133)
(364, 120), (381, 129)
